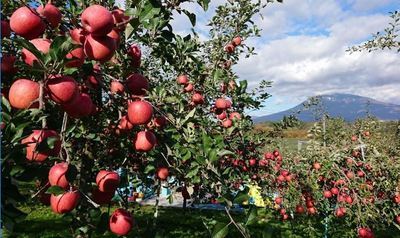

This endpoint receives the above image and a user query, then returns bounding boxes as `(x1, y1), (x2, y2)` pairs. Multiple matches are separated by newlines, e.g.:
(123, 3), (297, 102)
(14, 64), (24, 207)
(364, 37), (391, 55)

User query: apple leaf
(45, 186), (65, 195)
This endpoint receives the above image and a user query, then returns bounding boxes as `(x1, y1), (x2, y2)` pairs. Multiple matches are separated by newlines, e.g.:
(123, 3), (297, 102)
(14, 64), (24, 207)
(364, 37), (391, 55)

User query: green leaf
(209, 149), (218, 163)
(144, 164), (155, 174)
(46, 186), (65, 195)
(212, 222), (229, 238)
(182, 10), (196, 26)
(245, 206), (258, 226)
(2, 96), (11, 112)
(233, 193), (249, 205)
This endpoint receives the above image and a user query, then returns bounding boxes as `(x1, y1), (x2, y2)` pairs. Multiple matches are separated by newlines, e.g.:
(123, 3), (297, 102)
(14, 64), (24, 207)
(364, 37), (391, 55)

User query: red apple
(351, 135), (357, 141)
(107, 28), (120, 45)
(47, 75), (78, 104)
(22, 130), (61, 162)
(224, 43), (235, 53)
(118, 115), (133, 131)
(9, 79), (39, 109)
(84, 34), (116, 62)
(126, 73), (149, 96)
(96, 170), (120, 192)
(215, 98), (228, 109)
(48, 162), (70, 189)
(232, 36), (242, 46)
(37, 3), (62, 28)
(127, 100), (153, 125)
(192, 93), (204, 105)
(313, 162), (321, 170)
(184, 83), (194, 92)
(156, 167), (169, 180)
(177, 75), (189, 85)
(249, 158), (257, 167)
(133, 130), (156, 152)
(323, 190), (332, 198)
(229, 112), (241, 120)
(65, 47), (85, 68)
(221, 119), (232, 128)
(110, 80), (124, 94)
(70, 28), (87, 45)
(1, 20), (11, 38)
(127, 44), (141, 64)
(21, 38), (51, 66)
(10, 7), (45, 39)
(109, 208), (133, 236)
(81, 5), (113, 36)
(358, 227), (374, 238)
(396, 215), (400, 225)
(50, 190), (80, 214)
(274, 197), (282, 205)
(216, 110), (227, 120)
(1, 55), (17, 74)
(62, 93), (93, 118)
(112, 8), (130, 31)
(335, 207), (346, 217)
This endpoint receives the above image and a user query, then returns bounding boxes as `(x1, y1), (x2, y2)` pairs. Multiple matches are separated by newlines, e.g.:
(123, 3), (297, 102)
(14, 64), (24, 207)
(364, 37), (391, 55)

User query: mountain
(253, 93), (400, 123)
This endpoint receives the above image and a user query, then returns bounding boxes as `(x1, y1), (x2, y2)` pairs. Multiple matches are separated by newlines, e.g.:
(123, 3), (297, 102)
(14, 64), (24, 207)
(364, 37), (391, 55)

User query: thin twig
(224, 206), (249, 238)
(31, 182), (50, 198)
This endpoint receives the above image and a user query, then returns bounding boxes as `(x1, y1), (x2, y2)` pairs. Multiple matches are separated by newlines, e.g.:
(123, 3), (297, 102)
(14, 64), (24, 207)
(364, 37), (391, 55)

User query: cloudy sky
(167, 0), (399, 116)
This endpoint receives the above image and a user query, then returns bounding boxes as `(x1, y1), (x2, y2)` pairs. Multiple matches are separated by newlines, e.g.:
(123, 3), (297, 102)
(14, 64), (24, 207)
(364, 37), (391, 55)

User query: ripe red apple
(65, 47), (85, 68)
(277, 175), (285, 183)
(9, 79), (39, 109)
(153, 116), (167, 128)
(92, 188), (114, 205)
(357, 170), (365, 177)
(22, 130), (61, 162)
(126, 73), (149, 96)
(192, 93), (204, 105)
(133, 130), (157, 152)
(295, 205), (305, 214)
(47, 75), (78, 104)
(274, 197), (282, 205)
(313, 162), (321, 170)
(10, 7), (45, 39)
(127, 100), (153, 125)
(224, 43), (235, 53)
(127, 44), (141, 68)
(216, 110), (227, 120)
(156, 167), (169, 180)
(37, 3), (62, 28)
(396, 215), (400, 225)
(177, 75), (189, 85)
(112, 8), (130, 30)
(81, 5), (113, 36)
(21, 38), (51, 66)
(307, 207), (317, 215)
(50, 190), (80, 214)
(118, 115), (133, 131)
(96, 170), (120, 192)
(48, 162), (70, 189)
(232, 36), (242, 46)
(1, 55), (17, 74)
(323, 190), (332, 198)
(351, 135), (357, 141)
(346, 171), (354, 179)
(84, 34), (116, 62)
(215, 98), (228, 109)
(221, 119), (232, 128)
(364, 131), (370, 137)
(70, 28), (87, 45)
(335, 207), (346, 217)
(229, 112), (241, 120)
(358, 227), (374, 238)
(62, 93), (93, 118)
(109, 208), (133, 236)
(393, 193), (400, 204)
(249, 158), (257, 167)
(110, 81), (125, 94)
(1, 20), (11, 38)
(107, 28), (120, 45)
(184, 83), (194, 92)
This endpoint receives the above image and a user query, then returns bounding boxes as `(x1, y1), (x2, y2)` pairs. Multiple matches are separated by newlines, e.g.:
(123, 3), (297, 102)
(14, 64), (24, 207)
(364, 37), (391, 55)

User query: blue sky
(117, 0), (399, 116)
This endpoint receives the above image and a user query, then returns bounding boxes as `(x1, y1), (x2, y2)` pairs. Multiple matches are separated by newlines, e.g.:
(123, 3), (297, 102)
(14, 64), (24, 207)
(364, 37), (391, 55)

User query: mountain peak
(254, 93), (400, 122)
